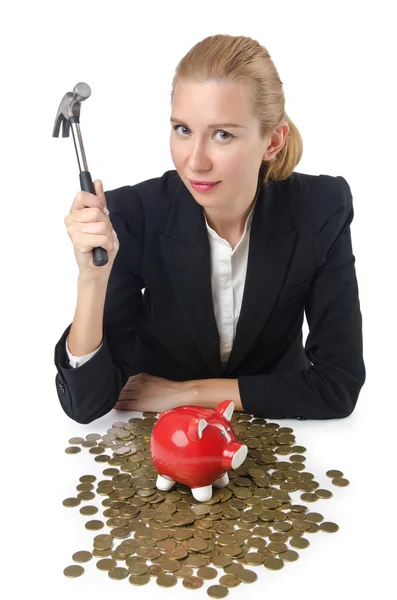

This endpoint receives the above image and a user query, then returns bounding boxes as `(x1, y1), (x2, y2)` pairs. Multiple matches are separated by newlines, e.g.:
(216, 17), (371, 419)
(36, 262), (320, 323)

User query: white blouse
(66, 201), (256, 370)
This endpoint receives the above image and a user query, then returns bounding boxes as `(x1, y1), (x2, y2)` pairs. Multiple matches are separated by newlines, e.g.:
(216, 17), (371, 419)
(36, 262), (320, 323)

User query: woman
(54, 34), (365, 424)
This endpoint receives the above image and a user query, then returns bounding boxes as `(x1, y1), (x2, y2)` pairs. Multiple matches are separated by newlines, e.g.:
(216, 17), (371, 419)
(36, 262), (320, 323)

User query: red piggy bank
(150, 400), (248, 501)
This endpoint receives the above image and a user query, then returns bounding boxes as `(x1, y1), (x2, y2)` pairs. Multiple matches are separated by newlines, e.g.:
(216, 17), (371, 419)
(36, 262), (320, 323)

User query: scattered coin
(62, 497), (80, 508)
(326, 470), (343, 478)
(65, 446), (81, 454)
(197, 567), (218, 580)
(332, 477), (350, 487)
(96, 558), (117, 571)
(63, 565), (84, 577)
(263, 556), (284, 570)
(235, 568), (258, 583)
(183, 576), (204, 589)
(129, 574), (151, 585)
(85, 520), (104, 530)
(72, 551), (92, 563)
(320, 522), (339, 533)
(108, 566), (129, 580)
(79, 505), (98, 515)
(314, 489), (333, 499)
(207, 584), (229, 598)
(219, 574), (240, 587)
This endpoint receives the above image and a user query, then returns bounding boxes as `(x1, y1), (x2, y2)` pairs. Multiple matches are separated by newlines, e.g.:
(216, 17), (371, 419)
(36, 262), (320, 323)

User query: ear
(187, 417), (208, 442)
(215, 400), (235, 422)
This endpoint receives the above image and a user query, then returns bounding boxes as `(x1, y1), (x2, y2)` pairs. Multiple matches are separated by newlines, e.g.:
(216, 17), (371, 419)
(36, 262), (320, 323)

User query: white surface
(2, 0), (396, 598)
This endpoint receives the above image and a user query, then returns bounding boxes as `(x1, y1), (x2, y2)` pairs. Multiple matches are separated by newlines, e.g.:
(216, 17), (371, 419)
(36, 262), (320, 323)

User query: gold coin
(263, 556), (284, 570)
(314, 489), (333, 499)
(326, 469), (343, 478)
(188, 538), (208, 551)
(79, 478), (97, 487)
(96, 558), (116, 571)
(72, 551), (92, 563)
(245, 552), (265, 565)
(183, 575), (204, 589)
(320, 521), (339, 533)
(236, 568), (258, 583)
(207, 585), (229, 598)
(65, 446), (81, 454)
(300, 493), (319, 502)
(279, 549), (299, 561)
(175, 566), (194, 578)
(305, 512), (323, 523)
(212, 555), (233, 568)
(219, 574), (240, 587)
(156, 573), (177, 587)
(108, 566), (129, 580)
(63, 565), (84, 577)
(129, 574), (151, 585)
(291, 519), (311, 531)
(267, 542), (288, 554)
(128, 563), (149, 576)
(62, 497), (80, 508)
(77, 491), (95, 501)
(69, 437), (84, 444)
(289, 536), (309, 549)
(86, 433), (101, 440)
(85, 520), (104, 530)
(197, 567), (218, 580)
(332, 477), (350, 487)
(110, 526), (130, 538)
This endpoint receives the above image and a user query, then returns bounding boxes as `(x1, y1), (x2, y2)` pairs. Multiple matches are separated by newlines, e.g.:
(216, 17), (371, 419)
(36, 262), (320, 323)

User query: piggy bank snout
(230, 443), (248, 470)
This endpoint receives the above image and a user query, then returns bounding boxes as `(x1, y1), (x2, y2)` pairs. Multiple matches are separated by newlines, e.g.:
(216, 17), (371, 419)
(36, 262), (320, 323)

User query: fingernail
(104, 207), (110, 215)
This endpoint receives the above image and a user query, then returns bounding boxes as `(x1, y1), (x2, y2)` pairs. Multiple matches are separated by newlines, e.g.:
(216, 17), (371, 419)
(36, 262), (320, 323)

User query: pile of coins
(62, 412), (349, 597)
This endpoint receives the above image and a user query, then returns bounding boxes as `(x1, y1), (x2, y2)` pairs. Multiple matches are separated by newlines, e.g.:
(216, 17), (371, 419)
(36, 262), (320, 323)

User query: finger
(114, 400), (134, 410)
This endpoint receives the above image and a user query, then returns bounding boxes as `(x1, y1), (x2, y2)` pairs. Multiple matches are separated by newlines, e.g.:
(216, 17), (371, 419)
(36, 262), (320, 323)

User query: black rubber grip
(79, 171), (109, 266)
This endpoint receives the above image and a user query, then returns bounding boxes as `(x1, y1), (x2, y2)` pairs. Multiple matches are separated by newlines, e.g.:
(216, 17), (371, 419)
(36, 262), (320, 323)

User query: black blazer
(54, 168), (366, 424)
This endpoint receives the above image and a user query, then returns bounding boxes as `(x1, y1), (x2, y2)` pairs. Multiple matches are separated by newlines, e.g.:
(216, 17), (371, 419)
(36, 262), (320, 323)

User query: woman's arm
(232, 177), (366, 420)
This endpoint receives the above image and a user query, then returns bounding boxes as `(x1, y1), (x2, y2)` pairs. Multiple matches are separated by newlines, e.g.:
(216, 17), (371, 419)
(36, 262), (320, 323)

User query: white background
(1, 0), (396, 598)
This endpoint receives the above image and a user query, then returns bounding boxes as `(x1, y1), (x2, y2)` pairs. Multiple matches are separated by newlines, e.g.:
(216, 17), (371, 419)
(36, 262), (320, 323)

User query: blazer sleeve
(54, 186), (145, 424)
(238, 176), (366, 420)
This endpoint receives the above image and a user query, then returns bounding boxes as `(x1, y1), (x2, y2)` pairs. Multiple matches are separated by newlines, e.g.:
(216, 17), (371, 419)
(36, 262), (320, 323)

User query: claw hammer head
(52, 82), (91, 137)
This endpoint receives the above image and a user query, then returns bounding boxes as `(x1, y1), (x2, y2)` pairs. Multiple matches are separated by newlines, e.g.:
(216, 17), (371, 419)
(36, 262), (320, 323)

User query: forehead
(172, 80), (254, 122)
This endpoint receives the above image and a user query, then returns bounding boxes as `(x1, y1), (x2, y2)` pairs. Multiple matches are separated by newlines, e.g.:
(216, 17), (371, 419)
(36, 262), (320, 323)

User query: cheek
(169, 140), (183, 167)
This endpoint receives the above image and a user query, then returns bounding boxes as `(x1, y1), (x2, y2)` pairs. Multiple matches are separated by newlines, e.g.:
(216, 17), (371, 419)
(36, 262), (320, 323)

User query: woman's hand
(114, 373), (198, 413)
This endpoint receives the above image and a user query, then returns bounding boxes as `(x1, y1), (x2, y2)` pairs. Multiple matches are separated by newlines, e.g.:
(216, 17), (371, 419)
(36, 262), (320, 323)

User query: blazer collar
(161, 167), (298, 377)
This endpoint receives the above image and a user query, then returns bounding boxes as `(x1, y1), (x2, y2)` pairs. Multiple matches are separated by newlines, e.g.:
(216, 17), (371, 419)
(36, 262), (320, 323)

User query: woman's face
(170, 80), (272, 212)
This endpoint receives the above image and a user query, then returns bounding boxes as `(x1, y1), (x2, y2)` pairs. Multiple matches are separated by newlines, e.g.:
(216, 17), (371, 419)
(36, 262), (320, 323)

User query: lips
(189, 180), (219, 185)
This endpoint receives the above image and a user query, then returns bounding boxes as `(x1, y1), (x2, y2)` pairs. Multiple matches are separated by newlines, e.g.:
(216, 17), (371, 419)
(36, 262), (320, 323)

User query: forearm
(192, 378), (243, 411)
(67, 275), (109, 356)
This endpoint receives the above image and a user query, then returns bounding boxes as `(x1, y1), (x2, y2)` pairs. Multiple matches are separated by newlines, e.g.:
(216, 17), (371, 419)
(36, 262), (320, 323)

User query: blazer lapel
(225, 183), (297, 375)
(161, 170), (297, 378)
(161, 173), (224, 377)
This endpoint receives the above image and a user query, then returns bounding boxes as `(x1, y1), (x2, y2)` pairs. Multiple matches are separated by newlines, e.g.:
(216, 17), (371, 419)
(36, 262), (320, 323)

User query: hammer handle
(79, 171), (109, 267)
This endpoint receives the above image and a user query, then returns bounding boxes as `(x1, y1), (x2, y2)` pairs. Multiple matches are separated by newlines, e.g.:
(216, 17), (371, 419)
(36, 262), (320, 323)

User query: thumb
(93, 179), (107, 210)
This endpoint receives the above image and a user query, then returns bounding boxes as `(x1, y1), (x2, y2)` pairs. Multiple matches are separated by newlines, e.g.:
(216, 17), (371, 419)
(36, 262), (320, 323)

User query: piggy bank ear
(187, 418), (208, 442)
(215, 400), (234, 422)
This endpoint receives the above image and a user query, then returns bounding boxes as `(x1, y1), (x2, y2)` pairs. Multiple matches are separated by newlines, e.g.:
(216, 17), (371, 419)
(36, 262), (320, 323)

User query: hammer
(53, 82), (108, 267)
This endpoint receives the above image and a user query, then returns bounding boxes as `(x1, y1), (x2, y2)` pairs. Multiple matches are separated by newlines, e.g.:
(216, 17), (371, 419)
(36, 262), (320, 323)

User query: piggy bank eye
(221, 431), (226, 436)
(226, 428), (230, 432)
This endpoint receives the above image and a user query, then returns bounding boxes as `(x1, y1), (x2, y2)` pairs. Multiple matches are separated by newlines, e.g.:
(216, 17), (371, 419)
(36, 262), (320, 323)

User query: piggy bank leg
(156, 474), (175, 491)
(212, 472), (229, 488)
(191, 485), (213, 502)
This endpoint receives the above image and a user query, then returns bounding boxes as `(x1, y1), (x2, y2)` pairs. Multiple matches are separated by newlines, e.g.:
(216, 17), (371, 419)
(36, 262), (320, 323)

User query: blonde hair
(170, 34), (303, 185)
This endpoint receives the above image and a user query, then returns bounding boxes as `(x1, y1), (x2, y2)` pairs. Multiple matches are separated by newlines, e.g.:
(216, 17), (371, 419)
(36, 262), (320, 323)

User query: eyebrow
(170, 117), (247, 129)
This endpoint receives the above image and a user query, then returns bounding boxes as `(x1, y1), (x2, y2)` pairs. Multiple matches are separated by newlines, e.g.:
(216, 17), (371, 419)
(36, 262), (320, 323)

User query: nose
(187, 142), (212, 172)
(231, 444), (248, 470)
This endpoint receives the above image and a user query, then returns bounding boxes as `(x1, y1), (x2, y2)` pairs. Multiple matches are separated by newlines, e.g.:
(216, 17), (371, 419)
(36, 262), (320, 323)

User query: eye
(172, 124), (234, 142)
(221, 431), (226, 436)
